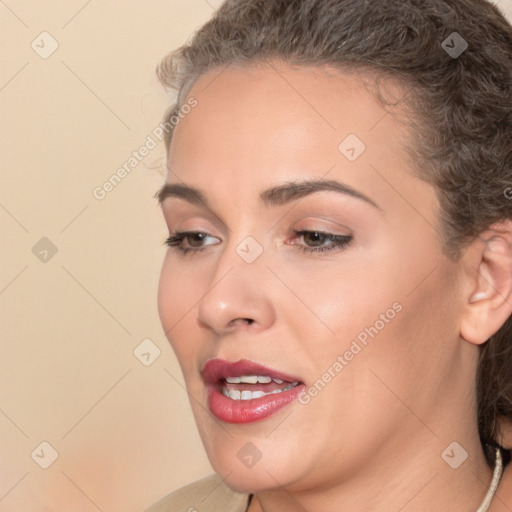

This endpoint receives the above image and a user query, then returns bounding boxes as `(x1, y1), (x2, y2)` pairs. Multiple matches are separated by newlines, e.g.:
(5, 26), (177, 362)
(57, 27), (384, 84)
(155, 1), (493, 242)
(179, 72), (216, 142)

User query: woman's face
(157, 62), (473, 492)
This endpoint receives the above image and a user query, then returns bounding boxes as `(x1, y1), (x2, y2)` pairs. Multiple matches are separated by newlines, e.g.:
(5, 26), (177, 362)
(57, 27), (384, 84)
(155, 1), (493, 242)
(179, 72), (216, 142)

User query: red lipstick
(202, 358), (305, 424)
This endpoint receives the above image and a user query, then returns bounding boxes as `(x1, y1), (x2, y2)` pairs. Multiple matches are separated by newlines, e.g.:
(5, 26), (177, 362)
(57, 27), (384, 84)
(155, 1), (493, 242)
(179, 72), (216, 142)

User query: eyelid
(163, 202), (357, 236)
(298, 214), (351, 227)
(289, 217), (353, 237)
(162, 209), (229, 236)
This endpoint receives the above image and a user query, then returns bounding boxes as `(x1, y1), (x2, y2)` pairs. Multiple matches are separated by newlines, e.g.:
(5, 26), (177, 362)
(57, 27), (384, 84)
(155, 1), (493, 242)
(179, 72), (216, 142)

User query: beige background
(1, 1), (512, 511)
(0, 1), (223, 511)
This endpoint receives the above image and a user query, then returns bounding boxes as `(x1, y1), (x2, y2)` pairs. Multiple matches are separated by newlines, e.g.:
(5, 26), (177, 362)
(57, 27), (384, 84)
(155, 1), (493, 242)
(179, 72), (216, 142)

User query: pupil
(306, 232), (324, 246)
(190, 233), (204, 247)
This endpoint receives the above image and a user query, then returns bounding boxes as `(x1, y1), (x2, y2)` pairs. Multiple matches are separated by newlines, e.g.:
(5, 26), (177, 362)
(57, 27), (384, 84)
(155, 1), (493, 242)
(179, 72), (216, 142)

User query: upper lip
(201, 358), (303, 384)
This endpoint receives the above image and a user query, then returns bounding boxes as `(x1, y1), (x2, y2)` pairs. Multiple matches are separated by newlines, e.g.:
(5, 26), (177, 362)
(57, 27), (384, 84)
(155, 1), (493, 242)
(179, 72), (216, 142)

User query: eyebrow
(155, 179), (382, 211)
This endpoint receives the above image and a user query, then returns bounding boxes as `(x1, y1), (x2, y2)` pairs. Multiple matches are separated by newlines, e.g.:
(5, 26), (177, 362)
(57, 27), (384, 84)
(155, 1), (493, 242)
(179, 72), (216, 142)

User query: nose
(197, 242), (276, 336)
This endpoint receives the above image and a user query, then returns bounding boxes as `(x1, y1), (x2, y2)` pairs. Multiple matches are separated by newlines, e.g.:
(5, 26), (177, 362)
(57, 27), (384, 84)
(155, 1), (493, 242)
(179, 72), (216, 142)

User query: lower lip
(207, 383), (306, 424)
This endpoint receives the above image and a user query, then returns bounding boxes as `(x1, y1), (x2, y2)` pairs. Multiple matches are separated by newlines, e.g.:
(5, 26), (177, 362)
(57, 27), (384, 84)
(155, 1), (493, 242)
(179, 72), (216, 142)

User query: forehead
(169, 60), (412, 173)
(164, 61), (437, 226)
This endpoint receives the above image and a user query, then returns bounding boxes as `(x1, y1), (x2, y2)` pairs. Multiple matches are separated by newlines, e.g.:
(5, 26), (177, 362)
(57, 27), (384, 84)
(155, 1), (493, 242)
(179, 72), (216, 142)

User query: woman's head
(155, 0), (512, 491)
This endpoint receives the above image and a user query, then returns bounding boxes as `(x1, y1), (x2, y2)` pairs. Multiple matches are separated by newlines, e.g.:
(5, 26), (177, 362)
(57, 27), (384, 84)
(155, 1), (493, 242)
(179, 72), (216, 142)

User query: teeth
(227, 389), (241, 400)
(240, 375), (258, 384)
(225, 375), (276, 384)
(222, 381), (300, 400)
(224, 375), (289, 384)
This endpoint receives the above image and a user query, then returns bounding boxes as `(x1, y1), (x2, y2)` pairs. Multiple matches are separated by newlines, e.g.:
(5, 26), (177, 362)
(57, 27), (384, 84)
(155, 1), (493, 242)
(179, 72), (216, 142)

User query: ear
(460, 219), (512, 345)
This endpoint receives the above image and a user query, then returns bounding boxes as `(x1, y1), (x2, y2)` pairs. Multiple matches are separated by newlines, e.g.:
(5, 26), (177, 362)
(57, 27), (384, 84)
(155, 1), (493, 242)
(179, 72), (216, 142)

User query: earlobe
(460, 220), (512, 345)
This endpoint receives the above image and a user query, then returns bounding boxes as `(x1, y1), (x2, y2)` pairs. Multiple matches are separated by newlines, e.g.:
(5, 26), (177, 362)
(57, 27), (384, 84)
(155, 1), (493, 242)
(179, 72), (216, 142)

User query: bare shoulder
(144, 474), (250, 512)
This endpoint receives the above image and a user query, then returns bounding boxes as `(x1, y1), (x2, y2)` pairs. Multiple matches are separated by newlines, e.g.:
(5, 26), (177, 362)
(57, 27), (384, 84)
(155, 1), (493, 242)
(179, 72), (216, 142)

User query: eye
(163, 229), (353, 257)
(164, 231), (220, 256)
(289, 230), (353, 254)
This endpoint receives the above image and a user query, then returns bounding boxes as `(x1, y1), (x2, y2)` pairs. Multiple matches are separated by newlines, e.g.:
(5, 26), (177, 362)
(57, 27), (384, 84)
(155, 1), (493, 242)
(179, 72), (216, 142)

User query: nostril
(231, 318), (254, 327)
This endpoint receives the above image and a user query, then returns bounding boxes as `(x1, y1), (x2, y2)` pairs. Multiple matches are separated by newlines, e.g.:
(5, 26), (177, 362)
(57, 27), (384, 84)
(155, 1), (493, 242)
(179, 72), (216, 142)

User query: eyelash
(164, 230), (353, 256)
(164, 231), (214, 256)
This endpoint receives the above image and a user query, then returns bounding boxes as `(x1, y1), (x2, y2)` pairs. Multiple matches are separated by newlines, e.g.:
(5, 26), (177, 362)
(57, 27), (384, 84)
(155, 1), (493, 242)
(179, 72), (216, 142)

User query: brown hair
(156, 0), (512, 467)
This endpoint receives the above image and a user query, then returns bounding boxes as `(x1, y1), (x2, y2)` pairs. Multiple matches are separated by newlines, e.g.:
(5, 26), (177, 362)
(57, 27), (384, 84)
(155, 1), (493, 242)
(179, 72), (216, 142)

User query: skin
(156, 61), (512, 511)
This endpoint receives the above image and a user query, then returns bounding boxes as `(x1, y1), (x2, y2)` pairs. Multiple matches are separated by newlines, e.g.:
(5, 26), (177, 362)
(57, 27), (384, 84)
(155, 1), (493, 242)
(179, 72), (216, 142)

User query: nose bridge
(197, 232), (273, 334)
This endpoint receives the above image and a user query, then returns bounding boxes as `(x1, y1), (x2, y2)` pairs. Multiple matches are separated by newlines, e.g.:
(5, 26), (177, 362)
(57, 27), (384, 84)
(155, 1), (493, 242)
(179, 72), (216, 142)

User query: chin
(204, 438), (307, 494)
(215, 465), (290, 494)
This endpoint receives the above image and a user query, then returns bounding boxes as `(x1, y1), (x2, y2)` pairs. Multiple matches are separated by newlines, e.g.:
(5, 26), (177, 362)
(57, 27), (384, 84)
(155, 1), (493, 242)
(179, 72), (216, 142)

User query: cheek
(300, 248), (459, 380)
(157, 254), (207, 362)
(157, 255), (180, 337)
(345, 263), (461, 402)
(290, 267), (456, 443)
(293, 261), (400, 345)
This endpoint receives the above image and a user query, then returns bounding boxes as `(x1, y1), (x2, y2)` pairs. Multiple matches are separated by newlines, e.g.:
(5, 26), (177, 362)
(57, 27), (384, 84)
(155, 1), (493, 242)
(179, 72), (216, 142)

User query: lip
(202, 358), (305, 424)
(202, 358), (303, 384)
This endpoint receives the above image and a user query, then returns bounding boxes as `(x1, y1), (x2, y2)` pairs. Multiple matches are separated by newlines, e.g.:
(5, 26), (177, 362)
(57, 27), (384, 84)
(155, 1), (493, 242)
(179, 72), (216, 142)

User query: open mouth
(202, 359), (305, 423)
(221, 375), (301, 400)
